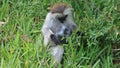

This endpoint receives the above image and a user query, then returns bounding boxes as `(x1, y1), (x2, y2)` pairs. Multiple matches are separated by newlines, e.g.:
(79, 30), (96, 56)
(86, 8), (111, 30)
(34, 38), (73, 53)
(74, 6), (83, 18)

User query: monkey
(41, 3), (76, 66)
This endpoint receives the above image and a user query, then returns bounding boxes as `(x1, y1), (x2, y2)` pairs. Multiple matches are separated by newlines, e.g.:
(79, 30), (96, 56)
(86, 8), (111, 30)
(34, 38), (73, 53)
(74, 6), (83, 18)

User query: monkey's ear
(63, 8), (73, 15)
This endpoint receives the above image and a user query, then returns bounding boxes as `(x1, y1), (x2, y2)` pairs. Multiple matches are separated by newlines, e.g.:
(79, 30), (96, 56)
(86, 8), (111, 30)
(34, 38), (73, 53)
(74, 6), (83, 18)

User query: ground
(0, 0), (120, 68)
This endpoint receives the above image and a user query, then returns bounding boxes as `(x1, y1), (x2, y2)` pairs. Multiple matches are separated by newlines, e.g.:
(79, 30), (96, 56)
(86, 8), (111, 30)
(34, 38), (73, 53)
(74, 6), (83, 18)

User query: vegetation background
(0, 0), (120, 68)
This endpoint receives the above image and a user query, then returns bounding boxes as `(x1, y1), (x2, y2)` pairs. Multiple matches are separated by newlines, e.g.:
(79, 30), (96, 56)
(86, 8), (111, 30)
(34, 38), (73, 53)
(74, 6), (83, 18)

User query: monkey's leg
(51, 46), (64, 66)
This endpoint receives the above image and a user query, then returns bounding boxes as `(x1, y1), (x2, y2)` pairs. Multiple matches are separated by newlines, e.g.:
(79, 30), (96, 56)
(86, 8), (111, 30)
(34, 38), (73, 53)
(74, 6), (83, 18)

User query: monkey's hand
(50, 34), (61, 45)
(59, 37), (68, 44)
(50, 34), (68, 45)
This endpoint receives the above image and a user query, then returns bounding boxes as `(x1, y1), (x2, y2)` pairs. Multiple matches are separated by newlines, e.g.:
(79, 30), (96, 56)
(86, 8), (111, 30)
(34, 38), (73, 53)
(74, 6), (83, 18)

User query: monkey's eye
(64, 15), (68, 18)
(58, 15), (68, 23)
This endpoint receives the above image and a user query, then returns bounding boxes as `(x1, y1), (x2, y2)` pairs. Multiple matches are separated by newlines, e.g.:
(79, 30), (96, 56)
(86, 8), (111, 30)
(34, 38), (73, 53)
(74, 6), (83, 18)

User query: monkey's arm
(41, 13), (55, 46)
(41, 26), (62, 46)
(41, 27), (52, 46)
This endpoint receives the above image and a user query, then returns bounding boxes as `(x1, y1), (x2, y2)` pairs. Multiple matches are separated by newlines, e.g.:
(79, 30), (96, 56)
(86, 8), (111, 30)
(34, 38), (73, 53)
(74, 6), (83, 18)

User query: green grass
(0, 0), (120, 68)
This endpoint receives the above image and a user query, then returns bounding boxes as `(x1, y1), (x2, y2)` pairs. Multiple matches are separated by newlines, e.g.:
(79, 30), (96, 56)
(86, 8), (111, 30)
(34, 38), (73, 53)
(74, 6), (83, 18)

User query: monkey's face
(50, 3), (73, 23)
(48, 4), (74, 45)
(53, 8), (73, 22)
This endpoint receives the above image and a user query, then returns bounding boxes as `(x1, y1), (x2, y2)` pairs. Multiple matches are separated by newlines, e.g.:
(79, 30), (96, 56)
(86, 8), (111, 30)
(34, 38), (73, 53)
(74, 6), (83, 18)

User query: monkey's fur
(41, 3), (76, 66)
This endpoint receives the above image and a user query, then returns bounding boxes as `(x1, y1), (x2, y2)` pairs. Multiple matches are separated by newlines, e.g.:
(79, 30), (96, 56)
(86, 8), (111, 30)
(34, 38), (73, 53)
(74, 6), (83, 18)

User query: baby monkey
(41, 3), (76, 66)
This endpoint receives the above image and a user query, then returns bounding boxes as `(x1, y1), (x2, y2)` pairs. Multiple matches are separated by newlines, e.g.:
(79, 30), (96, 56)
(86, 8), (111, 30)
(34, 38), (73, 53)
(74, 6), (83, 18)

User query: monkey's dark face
(57, 15), (68, 23)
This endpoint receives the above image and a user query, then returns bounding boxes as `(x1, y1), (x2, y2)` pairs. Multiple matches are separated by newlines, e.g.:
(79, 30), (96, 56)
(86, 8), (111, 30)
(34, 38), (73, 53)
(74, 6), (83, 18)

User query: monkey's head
(50, 3), (73, 23)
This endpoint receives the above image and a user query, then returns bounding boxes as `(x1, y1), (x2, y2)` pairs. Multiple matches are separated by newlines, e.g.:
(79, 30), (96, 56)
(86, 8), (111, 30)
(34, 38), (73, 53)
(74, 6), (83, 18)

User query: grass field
(0, 0), (120, 68)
